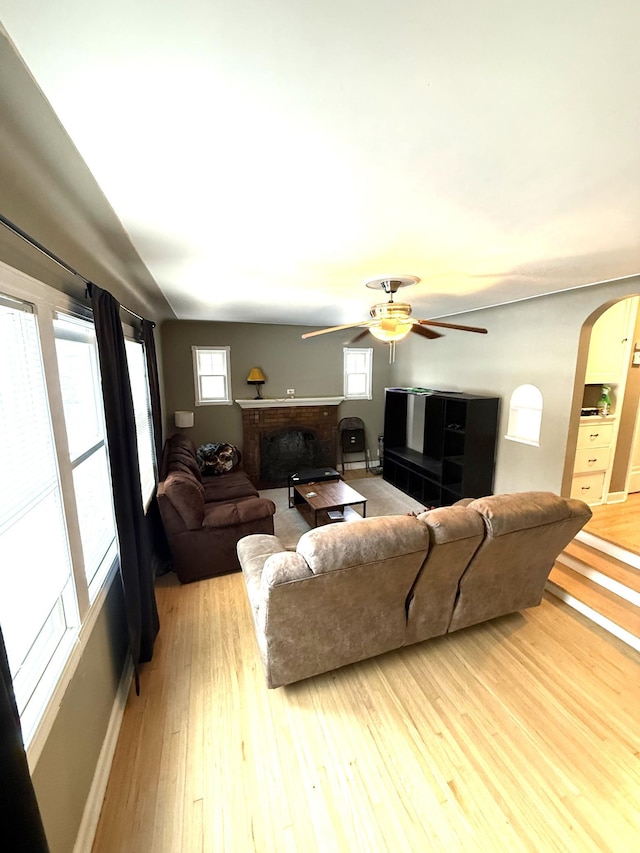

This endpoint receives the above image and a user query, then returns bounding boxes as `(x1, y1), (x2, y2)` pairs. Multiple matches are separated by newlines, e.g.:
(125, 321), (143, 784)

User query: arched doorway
(574, 295), (640, 554)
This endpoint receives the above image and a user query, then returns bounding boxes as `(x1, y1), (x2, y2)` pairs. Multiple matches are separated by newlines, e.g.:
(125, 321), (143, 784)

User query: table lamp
(246, 367), (266, 399)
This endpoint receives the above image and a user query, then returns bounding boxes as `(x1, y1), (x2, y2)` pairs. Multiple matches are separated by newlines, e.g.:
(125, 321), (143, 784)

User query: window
(0, 297), (78, 742)
(54, 314), (117, 596)
(344, 347), (373, 400)
(192, 346), (231, 405)
(505, 384), (543, 446)
(0, 264), (162, 767)
(125, 337), (156, 507)
(0, 262), (158, 759)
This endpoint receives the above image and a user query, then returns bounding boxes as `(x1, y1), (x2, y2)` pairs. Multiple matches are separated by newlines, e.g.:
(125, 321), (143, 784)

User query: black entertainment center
(382, 388), (500, 506)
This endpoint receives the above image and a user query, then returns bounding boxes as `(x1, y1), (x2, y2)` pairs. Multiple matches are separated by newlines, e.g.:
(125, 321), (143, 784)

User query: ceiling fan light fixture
(369, 320), (414, 342)
(368, 301), (414, 342)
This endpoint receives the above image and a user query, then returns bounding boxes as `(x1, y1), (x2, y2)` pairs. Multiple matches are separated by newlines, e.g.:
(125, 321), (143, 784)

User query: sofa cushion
(404, 505), (486, 644)
(164, 472), (204, 529)
(202, 470), (259, 502)
(203, 496), (276, 530)
(416, 505), (485, 544)
(296, 515), (430, 575)
(170, 433), (197, 454)
(168, 456), (201, 478)
(465, 491), (577, 537)
(167, 447), (202, 477)
(447, 491), (592, 633)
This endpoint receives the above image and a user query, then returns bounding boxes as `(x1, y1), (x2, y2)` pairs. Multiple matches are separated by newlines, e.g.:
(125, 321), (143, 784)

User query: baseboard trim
(73, 656), (133, 853)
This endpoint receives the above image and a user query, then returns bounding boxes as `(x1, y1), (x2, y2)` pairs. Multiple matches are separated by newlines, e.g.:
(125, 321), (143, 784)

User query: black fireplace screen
(260, 427), (327, 485)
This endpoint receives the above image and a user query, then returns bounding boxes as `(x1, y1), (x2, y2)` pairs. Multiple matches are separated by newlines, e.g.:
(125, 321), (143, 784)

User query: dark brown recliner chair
(157, 434), (276, 583)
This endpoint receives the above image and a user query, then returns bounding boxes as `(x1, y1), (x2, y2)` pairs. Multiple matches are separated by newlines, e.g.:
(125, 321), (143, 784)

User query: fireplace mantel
(235, 397), (344, 409)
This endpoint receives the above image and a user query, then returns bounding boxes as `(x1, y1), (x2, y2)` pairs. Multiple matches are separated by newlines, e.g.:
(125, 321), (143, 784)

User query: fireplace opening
(260, 427), (327, 486)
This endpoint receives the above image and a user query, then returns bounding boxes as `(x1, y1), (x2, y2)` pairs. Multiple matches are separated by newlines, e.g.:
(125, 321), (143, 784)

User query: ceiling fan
(301, 276), (488, 358)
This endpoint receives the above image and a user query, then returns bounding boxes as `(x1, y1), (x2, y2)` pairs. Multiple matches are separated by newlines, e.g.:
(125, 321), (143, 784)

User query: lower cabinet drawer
(574, 445), (611, 473)
(571, 472), (605, 503)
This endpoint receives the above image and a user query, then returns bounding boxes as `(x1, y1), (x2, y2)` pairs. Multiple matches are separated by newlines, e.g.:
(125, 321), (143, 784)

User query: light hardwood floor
(584, 492), (640, 555)
(92, 567), (640, 852)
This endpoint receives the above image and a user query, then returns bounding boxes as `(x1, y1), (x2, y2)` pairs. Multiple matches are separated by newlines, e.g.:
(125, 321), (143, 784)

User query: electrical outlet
(286, 388), (295, 395)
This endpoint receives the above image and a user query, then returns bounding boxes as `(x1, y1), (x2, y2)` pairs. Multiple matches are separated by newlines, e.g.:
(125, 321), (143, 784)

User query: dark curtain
(0, 626), (50, 851)
(88, 283), (159, 686)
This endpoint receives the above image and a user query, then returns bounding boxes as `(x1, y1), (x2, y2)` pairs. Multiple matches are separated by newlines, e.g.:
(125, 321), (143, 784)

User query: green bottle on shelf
(597, 385), (612, 416)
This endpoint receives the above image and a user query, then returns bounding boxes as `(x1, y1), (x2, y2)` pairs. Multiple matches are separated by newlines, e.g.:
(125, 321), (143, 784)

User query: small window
(505, 384), (543, 446)
(344, 348), (373, 400)
(192, 346), (232, 405)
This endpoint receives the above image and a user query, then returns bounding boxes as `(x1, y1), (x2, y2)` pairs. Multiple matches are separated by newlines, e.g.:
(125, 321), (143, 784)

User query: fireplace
(260, 427), (327, 484)
(239, 401), (340, 488)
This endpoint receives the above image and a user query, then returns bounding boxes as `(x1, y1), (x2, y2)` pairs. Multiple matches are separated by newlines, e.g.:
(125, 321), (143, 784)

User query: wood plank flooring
(584, 492), (640, 555)
(92, 568), (640, 853)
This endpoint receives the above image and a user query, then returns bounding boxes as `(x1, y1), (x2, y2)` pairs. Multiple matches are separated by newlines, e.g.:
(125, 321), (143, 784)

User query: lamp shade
(174, 410), (194, 428)
(246, 367), (266, 383)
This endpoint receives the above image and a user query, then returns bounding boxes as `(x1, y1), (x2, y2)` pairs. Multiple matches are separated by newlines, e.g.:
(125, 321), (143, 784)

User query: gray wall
(392, 278), (640, 496)
(31, 581), (128, 853)
(0, 31), (171, 853)
(160, 320), (393, 462)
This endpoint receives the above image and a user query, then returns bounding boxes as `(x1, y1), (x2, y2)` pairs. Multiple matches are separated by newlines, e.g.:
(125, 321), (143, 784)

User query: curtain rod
(0, 211), (154, 326)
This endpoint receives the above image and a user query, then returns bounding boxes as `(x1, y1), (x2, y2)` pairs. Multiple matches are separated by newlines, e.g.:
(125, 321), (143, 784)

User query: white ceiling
(1, 1), (639, 328)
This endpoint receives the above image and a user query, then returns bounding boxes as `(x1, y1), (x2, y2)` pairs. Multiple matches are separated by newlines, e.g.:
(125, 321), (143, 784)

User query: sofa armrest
(263, 552), (313, 587)
(237, 533), (285, 571)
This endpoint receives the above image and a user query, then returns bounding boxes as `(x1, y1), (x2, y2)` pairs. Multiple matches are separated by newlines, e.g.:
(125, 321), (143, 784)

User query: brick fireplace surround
(239, 399), (342, 489)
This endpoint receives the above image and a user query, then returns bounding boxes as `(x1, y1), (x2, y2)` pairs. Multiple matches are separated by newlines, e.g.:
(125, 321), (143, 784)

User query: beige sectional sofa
(237, 491), (591, 688)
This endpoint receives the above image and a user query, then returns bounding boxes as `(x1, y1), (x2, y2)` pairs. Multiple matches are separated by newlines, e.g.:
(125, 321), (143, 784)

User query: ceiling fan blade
(301, 320), (371, 339)
(418, 319), (488, 334)
(411, 324), (443, 340)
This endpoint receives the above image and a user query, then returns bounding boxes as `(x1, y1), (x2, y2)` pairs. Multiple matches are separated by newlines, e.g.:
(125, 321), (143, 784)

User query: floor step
(562, 539), (640, 593)
(547, 562), (640, 650)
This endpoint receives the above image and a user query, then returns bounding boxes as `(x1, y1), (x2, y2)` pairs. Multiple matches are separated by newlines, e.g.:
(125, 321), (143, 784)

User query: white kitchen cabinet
(572, 418), (616, 505)
(585, 298), (636, 384)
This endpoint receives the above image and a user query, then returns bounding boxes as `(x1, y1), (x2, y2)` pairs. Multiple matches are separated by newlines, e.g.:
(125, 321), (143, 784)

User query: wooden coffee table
(293, 479), (367, 527)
